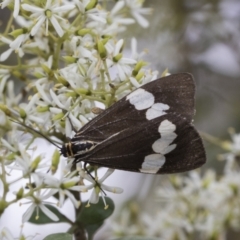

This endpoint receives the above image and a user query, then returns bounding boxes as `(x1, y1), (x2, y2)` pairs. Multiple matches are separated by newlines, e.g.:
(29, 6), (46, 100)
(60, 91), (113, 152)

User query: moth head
(61, 141), (98, 158)
(60, 143), (69, 157)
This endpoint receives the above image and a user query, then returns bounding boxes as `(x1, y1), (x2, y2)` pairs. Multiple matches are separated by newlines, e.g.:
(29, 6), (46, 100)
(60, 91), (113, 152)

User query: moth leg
(83, 162), (107, 196)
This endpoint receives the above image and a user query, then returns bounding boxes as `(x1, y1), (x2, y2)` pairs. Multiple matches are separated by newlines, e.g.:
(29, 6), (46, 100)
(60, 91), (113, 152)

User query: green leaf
(28, 204), (69, 224)
(77, 197), (114, 225)
(43, 233), (72, 240)
(85, 223), (103, 240)
(76, 197), (115, 239)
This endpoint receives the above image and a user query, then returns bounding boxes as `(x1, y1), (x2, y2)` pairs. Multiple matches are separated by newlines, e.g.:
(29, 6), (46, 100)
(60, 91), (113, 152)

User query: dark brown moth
(61, 73), (206, 174)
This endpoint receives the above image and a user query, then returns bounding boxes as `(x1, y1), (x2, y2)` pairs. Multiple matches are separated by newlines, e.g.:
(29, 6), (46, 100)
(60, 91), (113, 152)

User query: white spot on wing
(126, 88), (154, 110)
(140, 120), (177, 173)
(146, 103), (170, 120)
(140, 154), (165, 173)
(152, 139), (176, 154)
(158, 119), (176, 136)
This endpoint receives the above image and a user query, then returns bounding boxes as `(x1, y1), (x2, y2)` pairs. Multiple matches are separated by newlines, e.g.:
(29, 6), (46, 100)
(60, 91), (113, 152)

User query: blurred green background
(125, 0), (240, 172)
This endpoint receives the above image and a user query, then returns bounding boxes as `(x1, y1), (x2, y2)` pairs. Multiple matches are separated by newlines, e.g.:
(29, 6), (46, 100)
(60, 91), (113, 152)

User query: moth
(61, 73), (206, 174)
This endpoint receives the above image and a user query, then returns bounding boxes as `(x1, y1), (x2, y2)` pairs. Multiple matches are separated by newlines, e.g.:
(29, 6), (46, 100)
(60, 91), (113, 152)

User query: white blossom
(0, 35), (26, 61)
(22, 0), (75, 37)
(125, 0), (152, 28)
(0, 0), (20, 18)
(43, 174), (86, 208)
(22, 190), (59, 222)
(79, 168), (123, 208)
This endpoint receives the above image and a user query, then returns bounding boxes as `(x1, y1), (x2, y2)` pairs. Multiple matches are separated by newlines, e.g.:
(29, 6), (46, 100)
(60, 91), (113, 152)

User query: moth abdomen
(61, 140), (98, 158)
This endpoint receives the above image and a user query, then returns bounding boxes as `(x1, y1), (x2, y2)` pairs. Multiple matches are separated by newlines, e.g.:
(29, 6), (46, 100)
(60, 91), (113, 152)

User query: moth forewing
(74, 73), (195, 141)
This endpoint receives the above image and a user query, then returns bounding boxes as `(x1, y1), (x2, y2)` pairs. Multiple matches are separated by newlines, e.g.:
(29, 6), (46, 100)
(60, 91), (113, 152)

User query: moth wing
(78, 114), (206, 174)
(74, 73), (195, 142)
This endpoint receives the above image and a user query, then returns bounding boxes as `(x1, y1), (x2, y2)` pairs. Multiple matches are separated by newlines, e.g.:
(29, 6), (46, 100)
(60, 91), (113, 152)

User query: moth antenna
(10, 119), (61, 150)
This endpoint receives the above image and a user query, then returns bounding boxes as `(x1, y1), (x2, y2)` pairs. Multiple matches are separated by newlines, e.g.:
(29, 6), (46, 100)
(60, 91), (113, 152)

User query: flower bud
(97, 40), (107, 59)
(51, 149), (60, 174)
(85, 0), (98, 11)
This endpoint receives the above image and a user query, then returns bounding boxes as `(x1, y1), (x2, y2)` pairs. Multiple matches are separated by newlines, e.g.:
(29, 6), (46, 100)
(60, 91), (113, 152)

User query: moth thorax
(61, 141), (98, 157)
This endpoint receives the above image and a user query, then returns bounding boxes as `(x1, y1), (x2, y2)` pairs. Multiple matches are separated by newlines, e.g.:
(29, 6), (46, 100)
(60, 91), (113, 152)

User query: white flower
(0, 35), (27, 61)
(1, 0), (20, 18)
(75, 0), (107, 23)
(230, 133), (240, 154)
(17, 93), (46, 124)
(7, 144), (49, 184)
(22, 0), (75, 37)
(4, 80), (22, 108)
(108, 39), (137, 81)
(79, 168), (123, 208)
(125, 0), (152, 28)
(43, 174), (86, 208)
(68, 35), (98, 61)
(131, 37), (147, 60)
(108, 1), (135, 27)
(22, 190), (59, 222)
(220, 131), (240, 172)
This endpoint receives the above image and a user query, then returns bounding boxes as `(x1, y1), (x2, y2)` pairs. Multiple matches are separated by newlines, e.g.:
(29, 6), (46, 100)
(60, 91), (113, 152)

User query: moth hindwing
(61, 73), (206, 174)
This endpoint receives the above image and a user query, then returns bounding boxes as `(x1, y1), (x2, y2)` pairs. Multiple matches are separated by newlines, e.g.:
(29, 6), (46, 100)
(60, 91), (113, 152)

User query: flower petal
(0, 49), (13, 62)
(22, 204), (35, 222)
(31, 15), (46, 36)
(50, 16), (64, 37)
(39, 204), (59, 221)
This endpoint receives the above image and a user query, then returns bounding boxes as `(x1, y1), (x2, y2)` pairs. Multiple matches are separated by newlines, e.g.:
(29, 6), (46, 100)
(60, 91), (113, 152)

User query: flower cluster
(110, 130), (240, 240)
(0, 0), (155, 238)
